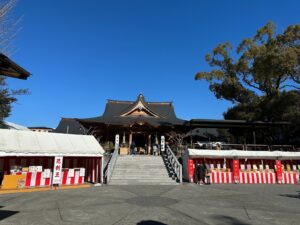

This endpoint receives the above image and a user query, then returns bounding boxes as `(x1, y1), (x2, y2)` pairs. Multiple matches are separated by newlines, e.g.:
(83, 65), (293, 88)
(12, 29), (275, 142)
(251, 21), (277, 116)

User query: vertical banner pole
(160, 136), (165, 154)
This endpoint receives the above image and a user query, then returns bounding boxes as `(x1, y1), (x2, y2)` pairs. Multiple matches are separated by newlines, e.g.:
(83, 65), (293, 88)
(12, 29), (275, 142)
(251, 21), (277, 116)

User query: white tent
(187, 149), (300, 160)
(0, 129), (104, 157)
(4, 121), (29, 130)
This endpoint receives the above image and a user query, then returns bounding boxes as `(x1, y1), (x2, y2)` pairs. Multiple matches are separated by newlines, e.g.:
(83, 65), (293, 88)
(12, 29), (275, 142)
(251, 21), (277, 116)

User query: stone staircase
(109, 155), (178, 185)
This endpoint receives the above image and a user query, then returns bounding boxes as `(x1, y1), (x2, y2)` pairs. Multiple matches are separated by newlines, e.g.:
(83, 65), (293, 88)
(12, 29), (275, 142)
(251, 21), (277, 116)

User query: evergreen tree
(195, 22), (300, 144)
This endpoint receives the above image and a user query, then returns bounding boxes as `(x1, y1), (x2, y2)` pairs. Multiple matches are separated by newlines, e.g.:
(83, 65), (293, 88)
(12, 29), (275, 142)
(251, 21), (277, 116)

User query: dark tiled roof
(54, 95), (291, 135)
(54, 118), (86, 134)
(79, 94), (185, 127)
(28, 127), (53, 130)
(188, 119), (290, 128)
(0, 54), (31, 79)
(54, 95), (186, 134)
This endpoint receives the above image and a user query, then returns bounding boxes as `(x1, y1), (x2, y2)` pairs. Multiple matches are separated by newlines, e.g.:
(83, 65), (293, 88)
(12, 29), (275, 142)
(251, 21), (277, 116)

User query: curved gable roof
(79, 94), (185, 126)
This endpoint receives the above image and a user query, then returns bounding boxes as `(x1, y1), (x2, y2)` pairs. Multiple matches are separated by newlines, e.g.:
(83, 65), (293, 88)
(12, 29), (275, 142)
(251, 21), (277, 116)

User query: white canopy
(187, 149), (300, 160)
(0, 129), (104, 157)
(5, 121), (29, 130)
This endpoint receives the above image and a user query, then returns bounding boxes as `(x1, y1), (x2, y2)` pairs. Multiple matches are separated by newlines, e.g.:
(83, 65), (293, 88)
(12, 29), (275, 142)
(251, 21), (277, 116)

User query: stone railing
(166, 145), (182, 183)
(104, 144), (119, 184)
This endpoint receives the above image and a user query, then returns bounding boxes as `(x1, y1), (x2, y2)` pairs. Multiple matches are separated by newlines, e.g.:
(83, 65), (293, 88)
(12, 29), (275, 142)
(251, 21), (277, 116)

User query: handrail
(166, 145), (182, 183)
(104, 144), (119, 184)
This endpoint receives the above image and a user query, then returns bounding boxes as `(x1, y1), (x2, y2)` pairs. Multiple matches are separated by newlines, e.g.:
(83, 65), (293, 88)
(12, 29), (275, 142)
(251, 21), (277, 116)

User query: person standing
(153, 144), (157, 156)
(195, 163), (200, 184)
(205, 162), (211, 185)
(130, 141), (136, 155)
(134, 146), (138, 155)
(197, 163), (206, 185)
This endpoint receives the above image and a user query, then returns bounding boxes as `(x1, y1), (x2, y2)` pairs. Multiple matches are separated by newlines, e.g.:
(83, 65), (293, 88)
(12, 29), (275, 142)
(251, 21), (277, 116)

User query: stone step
(112, 173), (170, 176)
(117, 157), (163, 159)
(113, 168), (167, 170)
(114, 164), (165, 166)
(109, 155), (177, 185)
(113, 166), (167, 169)
(111, 176), (171, 180)
(112, 172), (169, 174)
(112, 175), (170, 178)
(114, 167), (165, 169)
(109, 181), (179, 185)
(116, 160), (164, 162)
(117, 160), (163, 165)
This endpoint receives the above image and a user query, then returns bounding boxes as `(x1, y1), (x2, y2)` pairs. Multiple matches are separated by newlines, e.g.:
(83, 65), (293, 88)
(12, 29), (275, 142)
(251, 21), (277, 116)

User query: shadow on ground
(137, 221), (167, 225)
(0, 207), (19, 221)
(212, 215), (251, 225)
(280, 191), (300, 199)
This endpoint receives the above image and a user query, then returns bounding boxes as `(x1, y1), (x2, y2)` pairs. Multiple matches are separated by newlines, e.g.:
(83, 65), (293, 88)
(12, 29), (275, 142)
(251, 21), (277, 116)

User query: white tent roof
(0, 129), (104, 157)
(5, 121), (29, 130)
(187, 149), (300, 160)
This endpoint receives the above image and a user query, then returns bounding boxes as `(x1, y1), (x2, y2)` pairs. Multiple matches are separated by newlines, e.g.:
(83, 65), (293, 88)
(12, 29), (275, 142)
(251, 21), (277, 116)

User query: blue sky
(7, 0), (300, 128)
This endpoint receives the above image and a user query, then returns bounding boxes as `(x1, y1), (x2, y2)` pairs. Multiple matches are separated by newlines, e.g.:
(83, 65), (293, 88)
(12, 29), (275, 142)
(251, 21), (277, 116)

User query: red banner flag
(275, 160), (282, 184)
(232, 159), (240, 183)
(188, 159), (195, 183)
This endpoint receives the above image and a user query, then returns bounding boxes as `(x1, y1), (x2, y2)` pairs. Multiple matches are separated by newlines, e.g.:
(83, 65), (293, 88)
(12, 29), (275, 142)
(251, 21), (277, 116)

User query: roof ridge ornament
(120, 94), (161, 118)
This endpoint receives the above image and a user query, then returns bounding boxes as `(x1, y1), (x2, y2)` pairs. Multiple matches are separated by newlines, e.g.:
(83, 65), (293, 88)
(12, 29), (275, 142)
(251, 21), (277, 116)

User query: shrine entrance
(132, 132), (148, 154)
(133, 133), (146, 148)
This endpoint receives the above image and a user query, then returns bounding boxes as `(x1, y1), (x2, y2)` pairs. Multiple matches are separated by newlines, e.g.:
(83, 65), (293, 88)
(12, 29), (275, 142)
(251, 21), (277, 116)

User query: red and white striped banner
(209, 171), (233, 184)
(280, 172), (300, 184)
(61, 170), (84, 185)
(239, 172), (276, 184)
(25, 172), (52, 187)
(24, 170), (85, 187)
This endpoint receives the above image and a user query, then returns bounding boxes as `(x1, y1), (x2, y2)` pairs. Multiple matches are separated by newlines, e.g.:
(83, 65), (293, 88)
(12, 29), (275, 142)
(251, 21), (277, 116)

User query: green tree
(0, 0), (27, 128)
(195, 22), (300, 144)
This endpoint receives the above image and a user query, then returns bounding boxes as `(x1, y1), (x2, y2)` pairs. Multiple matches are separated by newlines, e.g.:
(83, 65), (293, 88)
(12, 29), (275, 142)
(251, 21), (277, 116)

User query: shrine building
(54, 94), (291, 153)
(55, 94), (187, 154)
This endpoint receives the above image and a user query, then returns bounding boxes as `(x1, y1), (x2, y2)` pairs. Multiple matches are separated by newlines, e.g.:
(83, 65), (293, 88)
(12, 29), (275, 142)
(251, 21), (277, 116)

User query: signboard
(232, 159), (240, 183)
(68, 169), (75, 178)
(43, 169), (51, 178)
(240, 164), (245, 171)
(79, 168), (85, 177)
(115, 134), (119, 147)
(36, 166), (43, 172)
(29, 166), (37, 172)
(52, 156), (63, 185)
(275, 160), (282, 183)
(29, 166), (42, 172)
(160, 136), (165, 152)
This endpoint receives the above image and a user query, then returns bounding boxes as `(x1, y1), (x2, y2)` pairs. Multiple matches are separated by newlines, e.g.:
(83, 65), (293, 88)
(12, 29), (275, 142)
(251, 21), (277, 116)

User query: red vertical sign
(232, 159), (240, 183)
(188, 159), (195, 183)
(275, 160), (282, 184)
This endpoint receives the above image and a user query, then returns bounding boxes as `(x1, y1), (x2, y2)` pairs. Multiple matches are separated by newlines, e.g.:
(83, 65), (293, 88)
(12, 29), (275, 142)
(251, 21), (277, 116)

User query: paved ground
(0, 184), (300, 225)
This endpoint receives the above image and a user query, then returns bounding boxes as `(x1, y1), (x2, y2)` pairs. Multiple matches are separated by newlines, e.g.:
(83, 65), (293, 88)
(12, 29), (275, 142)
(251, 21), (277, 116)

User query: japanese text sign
(52, 156), (63, 184)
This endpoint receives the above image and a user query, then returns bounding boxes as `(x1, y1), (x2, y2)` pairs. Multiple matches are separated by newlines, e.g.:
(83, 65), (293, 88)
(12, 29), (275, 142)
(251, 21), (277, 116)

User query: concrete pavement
(0, 184), (299, 225)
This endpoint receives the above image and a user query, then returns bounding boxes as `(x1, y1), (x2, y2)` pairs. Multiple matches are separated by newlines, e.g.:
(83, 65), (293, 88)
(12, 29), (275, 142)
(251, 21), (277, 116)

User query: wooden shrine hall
(55, 94), (186, 154)
(55, 94), (292, 153)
